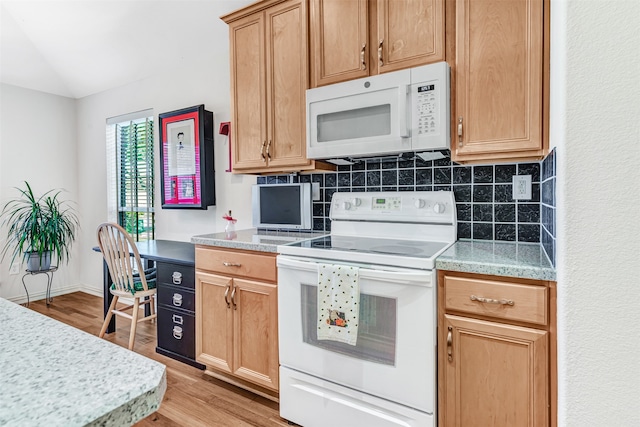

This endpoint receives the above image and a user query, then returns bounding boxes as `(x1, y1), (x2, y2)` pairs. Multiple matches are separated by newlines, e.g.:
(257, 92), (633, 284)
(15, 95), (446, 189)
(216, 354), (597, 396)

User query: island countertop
(191, 228), (325, 252)
(0, 298), (166, 426)
(435, 240), (556, 281)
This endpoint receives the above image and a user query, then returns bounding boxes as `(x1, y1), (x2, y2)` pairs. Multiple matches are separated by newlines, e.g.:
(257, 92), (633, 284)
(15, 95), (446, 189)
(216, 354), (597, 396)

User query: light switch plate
(512, 175), (532, 200)
(312, 182), (321, 201)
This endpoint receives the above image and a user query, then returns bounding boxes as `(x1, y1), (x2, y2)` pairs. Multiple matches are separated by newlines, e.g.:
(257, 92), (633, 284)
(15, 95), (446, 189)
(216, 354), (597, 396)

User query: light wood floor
(27, 292), (291, 427)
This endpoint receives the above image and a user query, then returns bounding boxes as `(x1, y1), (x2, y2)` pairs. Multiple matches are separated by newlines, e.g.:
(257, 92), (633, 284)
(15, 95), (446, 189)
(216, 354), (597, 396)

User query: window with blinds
(106, 110), (155, 241)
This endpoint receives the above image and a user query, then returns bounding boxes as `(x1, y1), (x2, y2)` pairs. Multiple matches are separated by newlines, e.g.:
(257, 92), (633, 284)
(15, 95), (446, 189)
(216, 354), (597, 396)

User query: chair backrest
(96, 222), (149, 294)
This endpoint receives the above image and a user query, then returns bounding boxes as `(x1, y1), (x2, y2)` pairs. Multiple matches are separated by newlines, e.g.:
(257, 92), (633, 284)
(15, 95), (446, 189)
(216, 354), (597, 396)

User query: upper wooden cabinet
(310, 0), (445, 87)
(451, 0), (549, 163)
(224, 0), (329, 174)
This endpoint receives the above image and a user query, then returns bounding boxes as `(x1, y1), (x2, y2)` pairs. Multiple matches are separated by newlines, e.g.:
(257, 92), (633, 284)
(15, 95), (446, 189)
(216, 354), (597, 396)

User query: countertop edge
(435, 259), (557, 281)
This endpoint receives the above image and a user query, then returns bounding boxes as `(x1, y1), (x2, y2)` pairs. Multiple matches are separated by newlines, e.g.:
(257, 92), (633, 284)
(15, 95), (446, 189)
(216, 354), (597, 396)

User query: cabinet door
(232, 278), (279, 391)
(376, 0), (445, 74)
(454, 0), (544, 162)
(229, 12), (268, 170)
(310, 0), (369, 87)
(195, 272), (234, 373)
(265, 0), (312, 169)
(442, 314), (548, 427)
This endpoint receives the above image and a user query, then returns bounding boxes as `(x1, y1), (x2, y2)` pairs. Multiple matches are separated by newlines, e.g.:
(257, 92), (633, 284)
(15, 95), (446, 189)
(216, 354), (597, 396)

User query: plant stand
(21, 266), (57, 307)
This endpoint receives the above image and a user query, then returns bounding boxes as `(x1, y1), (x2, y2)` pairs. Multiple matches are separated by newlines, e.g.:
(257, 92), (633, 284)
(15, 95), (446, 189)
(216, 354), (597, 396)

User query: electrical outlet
(312, 182), (321, 201)
(9, 263), (20, 275)
(512, 175), (532, 200)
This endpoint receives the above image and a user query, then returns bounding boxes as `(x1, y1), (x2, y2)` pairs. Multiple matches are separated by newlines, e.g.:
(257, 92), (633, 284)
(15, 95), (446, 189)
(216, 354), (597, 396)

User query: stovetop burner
(295, 235), (448, 259)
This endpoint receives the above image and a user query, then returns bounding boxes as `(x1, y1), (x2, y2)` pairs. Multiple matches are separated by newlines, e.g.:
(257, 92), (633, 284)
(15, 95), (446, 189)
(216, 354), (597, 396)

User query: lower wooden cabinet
(195, 246), (279, 397)
(438, 271), (556, 427)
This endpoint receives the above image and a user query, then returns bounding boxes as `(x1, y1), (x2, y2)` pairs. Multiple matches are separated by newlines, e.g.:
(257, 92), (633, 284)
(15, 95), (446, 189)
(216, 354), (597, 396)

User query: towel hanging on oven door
(317, 263), (360, 346)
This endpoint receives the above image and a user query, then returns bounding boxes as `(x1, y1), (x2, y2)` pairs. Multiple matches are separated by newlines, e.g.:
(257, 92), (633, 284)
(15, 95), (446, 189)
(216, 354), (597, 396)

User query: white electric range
(277, 190), (457, 427)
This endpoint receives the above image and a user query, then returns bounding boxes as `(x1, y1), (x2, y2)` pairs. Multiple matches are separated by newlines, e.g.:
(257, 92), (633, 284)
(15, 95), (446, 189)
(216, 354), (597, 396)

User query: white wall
(0, 84), (79, 301)
(556, 0), (640, 425)
(75, 53), (255, 296)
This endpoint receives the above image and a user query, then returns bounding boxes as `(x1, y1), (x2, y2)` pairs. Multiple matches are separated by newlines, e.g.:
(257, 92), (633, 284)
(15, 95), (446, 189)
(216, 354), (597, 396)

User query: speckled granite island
(435, 240), (556, 281)
(191, 228), (325, 252)
(0, 298), (166, 426)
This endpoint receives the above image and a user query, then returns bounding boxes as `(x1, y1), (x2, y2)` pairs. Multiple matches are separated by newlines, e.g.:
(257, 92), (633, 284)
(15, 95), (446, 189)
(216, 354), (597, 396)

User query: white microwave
(306, 62), (450, 159)
(252, 183), (312, 230)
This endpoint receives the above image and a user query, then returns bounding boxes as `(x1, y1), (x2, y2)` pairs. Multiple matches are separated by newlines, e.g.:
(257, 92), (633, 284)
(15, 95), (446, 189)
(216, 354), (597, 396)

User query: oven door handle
(277, 256), (432, 286)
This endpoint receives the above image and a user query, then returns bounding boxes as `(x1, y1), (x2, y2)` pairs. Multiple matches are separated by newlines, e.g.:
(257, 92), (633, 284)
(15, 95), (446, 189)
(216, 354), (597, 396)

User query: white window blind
(106, 109), (155, 241)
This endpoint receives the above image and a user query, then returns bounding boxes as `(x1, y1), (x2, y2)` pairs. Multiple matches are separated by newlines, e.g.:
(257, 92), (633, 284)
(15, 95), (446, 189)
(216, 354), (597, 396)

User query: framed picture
(159, 105), (216, 209)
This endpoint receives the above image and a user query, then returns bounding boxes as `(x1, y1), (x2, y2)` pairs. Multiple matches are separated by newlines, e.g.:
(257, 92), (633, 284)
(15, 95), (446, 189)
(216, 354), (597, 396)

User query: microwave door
(307, 85), (411, 159)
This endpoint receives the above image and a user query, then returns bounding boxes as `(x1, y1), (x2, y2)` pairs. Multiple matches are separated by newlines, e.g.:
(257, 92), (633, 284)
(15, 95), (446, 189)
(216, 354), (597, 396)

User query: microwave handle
(398, 84), (410, 138)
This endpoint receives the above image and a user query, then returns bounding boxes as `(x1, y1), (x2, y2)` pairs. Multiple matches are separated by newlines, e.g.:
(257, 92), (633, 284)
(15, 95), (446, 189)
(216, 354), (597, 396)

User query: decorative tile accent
(261, 151), (547, 244)
(540, 148), (557, 266)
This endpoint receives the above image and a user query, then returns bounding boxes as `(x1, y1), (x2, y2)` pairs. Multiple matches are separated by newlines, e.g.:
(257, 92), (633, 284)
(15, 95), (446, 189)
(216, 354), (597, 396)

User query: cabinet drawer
(444, 275), (548, 325)
(157, 262), (195, 289)
(195, 247), (277, 282)
(157, 306), (195, 359)
(158, 283), (195, 312)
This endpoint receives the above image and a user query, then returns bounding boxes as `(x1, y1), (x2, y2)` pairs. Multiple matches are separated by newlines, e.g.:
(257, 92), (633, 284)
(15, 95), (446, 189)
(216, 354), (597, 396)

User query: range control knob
(433, 202), (445, 214)
(342, 201), (352, 210)
(414, 199), (426, 208)
(351, 198), (361, 207)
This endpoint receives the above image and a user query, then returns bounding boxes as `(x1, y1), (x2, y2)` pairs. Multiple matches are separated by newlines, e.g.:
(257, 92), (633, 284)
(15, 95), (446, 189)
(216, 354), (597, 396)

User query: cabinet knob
(378, 39), (384, 67)
(223, 261), (241, 267)
(470, 295), (515, 306)
(172, 314), (183, 325)
(447, 326), (453, 362)
(360, 43), (366, 70)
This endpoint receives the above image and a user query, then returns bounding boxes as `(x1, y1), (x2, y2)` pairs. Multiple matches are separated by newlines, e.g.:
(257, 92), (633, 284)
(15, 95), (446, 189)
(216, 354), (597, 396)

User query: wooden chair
(97, 222), (157, 350)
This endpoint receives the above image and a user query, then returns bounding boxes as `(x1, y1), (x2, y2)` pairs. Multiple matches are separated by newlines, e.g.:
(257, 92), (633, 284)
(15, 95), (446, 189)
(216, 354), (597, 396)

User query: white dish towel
(317, 263), (360, 346)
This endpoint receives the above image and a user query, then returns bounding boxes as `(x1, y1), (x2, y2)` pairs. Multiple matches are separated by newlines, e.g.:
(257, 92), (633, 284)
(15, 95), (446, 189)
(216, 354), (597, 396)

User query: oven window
(300, 284), (397, 365)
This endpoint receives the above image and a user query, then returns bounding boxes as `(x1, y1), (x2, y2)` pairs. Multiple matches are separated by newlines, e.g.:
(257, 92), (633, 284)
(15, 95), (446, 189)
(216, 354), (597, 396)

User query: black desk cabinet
(155, 262), (205, 370)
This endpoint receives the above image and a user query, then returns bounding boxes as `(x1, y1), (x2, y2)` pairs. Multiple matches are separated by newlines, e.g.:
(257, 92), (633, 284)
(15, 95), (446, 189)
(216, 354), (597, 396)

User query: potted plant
(1, 181), (79, 271)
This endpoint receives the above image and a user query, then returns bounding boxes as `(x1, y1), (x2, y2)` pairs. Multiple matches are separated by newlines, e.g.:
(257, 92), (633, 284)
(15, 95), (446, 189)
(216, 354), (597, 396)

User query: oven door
(277, 255), (436, 413)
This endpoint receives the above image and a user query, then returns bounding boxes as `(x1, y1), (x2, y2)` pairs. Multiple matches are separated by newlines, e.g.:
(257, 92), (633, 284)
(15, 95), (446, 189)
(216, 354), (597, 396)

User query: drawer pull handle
(172, 314), (183, 325)
(470, 295), (514, 306)
(173, 326), (183, 340)
(231, 286), (237, 310)
(223, 262), (241, 267)
(224, 285), (231, 309)
(172, 293), (183, 307)
(447, 326), (453, 362)
(172, 271), (182, 285)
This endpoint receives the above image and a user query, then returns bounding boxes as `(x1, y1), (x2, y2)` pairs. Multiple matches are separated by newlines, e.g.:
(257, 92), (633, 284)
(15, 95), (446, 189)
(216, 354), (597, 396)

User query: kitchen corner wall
(541, 148), (556, 266)
(258, 151), (557, 262)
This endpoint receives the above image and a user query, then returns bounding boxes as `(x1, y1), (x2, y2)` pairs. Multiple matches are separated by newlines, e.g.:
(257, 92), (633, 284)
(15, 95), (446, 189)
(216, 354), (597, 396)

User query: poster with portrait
(167, 119), (196, 176)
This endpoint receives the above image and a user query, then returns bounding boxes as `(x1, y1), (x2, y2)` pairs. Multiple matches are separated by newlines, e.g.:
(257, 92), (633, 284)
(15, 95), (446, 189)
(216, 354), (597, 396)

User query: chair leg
(128, 297), (140, 350)
(99, 295), (119, 338)
(149, 295), (156, 322)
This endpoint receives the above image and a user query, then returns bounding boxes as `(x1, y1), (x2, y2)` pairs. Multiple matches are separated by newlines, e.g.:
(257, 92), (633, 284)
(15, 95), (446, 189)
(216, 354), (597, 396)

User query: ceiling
(0, 0), (254, 99)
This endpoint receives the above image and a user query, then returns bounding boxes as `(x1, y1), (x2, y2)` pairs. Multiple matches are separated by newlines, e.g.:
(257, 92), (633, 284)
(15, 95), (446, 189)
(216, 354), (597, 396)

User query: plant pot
(26, 251), (52, 272)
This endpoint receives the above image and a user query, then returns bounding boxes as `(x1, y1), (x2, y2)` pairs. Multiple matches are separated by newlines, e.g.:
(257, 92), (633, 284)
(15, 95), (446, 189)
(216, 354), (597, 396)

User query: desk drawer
(158, 283), (195, 312)
(157, 305), (195, 359)
(195, 247), (276, 282)
(157, 262), (195, 289)
(444, 275), (548, 325)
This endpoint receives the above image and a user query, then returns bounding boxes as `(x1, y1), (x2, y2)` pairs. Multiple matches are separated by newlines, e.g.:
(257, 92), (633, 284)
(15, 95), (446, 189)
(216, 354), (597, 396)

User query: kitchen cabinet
(451, 0), (549, 163)
(223, 0), (331, 174)
(195, 246), (279, 398)
(155, 262), (205, 369)
(309, 0), (445, 87)
(438, 271), (556, 427)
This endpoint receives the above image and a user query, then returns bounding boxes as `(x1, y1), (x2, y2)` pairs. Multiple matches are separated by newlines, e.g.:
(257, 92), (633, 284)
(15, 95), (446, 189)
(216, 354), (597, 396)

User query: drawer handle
(224, 285), (231, 309)
(470, 295), (514, 306)
(172, 293), (183, 307)
(447, 326), (453, 362)
(173, 326), (183, 340)
(172, 314), (183, 325)
(223, 262), (241, 267)
(172, 271), (183, 285)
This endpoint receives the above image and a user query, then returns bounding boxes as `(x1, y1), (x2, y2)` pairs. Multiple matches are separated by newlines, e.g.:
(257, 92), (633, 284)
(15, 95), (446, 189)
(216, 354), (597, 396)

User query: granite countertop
(191, 228), (325, 252)
(0, 298), (166, 426)
(435, 240), (556, 281)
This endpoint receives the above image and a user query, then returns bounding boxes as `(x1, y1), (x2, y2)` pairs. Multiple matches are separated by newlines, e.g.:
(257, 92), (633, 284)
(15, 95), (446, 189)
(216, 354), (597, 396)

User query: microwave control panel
(410, 62), (451, 151)
(416, 84), (438, 135)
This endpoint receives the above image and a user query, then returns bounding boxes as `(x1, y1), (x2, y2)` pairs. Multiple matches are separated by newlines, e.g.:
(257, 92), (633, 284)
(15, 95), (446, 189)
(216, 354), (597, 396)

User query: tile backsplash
(540, 148), (556, 266)
(257, 151), (548, 245)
